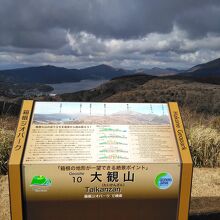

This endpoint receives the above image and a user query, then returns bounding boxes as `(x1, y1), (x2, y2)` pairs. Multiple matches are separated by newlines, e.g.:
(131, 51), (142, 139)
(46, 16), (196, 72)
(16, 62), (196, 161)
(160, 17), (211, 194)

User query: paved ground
(1, 168), (220, 220)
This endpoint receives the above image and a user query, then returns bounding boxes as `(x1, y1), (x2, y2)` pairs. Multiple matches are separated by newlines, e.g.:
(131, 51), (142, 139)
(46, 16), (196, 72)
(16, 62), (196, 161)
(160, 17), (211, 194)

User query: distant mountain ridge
(0, 64), (180, 84)
(0, 57), (220, 84)
(180, 58), (220, 84)
(134, 67), (181, 76)
(0, 64), (130, 84)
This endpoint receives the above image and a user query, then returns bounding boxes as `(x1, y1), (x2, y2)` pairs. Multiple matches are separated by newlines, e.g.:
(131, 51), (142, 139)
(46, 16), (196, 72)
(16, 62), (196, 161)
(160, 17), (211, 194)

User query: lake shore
(47, 79), (108, 95)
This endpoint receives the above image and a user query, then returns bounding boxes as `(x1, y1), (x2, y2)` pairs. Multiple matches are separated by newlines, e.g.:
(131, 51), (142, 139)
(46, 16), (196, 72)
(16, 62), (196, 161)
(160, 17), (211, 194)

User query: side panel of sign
(8, 100), (33, 220)
(169, 102), (193, 220)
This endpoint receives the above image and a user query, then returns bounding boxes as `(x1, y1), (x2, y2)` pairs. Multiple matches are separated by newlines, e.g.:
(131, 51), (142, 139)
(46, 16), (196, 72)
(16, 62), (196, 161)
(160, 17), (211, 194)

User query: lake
(47, 79), (108, 94)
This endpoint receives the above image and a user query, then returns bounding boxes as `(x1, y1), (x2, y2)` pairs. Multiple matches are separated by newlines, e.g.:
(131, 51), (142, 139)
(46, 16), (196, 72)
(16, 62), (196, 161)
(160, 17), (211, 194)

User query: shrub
(0, 128), (15, 175)
(209, 116), (220, 131)
(188, 125), (220, 167)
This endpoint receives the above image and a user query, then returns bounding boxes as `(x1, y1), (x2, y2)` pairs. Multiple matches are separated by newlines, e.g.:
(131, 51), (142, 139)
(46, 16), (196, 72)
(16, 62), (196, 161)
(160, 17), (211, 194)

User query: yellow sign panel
(9, 101), (192, 220)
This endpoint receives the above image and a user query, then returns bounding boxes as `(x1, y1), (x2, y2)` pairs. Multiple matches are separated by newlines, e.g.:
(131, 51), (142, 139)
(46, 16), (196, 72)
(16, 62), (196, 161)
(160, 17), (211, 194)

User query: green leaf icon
(31, 175), (52, 186)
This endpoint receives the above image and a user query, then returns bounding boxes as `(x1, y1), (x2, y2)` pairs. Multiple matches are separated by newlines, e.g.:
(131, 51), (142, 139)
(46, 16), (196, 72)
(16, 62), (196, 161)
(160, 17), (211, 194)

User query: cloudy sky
(1, 0), (220, 70)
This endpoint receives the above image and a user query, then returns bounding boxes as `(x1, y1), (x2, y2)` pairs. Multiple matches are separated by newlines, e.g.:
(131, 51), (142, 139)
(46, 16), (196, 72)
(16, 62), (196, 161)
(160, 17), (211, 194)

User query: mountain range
(0, 64), (129, 84)
(134, 67), (181, 76)
(180, 58), (220, 84)
(0, 57), (220, 84)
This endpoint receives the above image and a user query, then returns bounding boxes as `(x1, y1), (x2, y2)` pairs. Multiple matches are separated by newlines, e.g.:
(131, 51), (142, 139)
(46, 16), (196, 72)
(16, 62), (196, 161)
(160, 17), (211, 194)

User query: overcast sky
(1, 0), (220, 70)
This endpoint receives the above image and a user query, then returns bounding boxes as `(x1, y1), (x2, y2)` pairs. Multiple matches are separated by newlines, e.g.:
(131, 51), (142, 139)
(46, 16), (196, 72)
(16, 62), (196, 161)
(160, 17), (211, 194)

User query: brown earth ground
(0, 168), (219, 220)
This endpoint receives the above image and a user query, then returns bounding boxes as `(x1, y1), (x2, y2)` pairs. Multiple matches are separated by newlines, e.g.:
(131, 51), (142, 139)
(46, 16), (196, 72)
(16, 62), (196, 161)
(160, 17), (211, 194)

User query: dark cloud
(176, 3), (220, 38)
(0, 0), (220, 69)
(1, 0), (220, 47)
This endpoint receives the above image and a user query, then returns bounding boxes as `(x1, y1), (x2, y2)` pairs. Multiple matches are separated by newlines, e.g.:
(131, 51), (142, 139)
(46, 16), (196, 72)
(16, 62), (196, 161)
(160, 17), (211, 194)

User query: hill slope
(0, 65), (80, 83)
(135, 67), (181, 76)
(0, 64), (129, 84)
(59, 74), (156, 101)
(58, 75), (220, 114)
(180, 58), (220, 84)
(79, 64), (129, 79)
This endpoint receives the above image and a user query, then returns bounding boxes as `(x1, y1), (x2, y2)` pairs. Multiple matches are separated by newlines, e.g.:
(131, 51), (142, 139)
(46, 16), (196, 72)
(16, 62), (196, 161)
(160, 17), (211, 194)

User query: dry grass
(105, 78), (220, 115)
(188, 126), (220, 167)
(0, 116), (18, 130)
(181, 109), (220, 167)
(0, 116), (17, 175)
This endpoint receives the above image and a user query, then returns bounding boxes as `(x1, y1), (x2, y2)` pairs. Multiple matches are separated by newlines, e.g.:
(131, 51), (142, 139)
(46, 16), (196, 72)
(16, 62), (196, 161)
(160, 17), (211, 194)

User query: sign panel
(23, 102), (180, 164)
(8, 101), (192, 220)
(22, 102), (180, 201)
